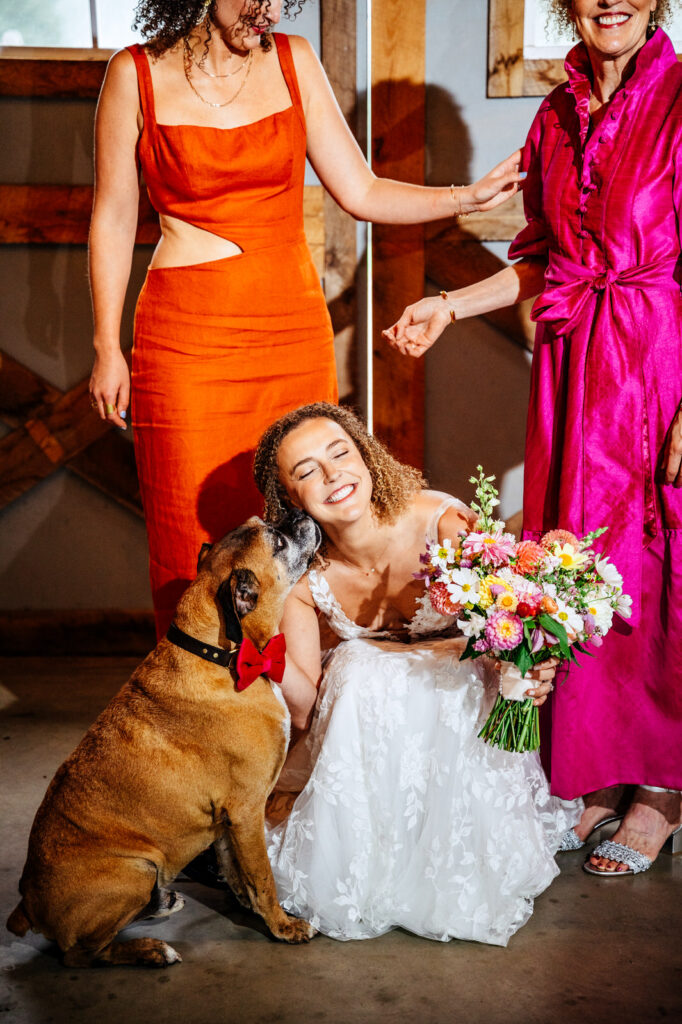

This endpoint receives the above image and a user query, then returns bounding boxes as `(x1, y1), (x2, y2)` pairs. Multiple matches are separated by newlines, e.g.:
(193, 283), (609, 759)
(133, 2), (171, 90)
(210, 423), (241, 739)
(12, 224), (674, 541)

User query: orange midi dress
(127, 35), (338, 637)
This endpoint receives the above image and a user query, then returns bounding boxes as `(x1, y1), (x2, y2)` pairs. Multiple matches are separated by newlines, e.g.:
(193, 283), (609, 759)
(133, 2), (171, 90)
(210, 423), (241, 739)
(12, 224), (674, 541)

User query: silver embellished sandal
(583, 825), (682, 876)
(558, 814), (623, 853)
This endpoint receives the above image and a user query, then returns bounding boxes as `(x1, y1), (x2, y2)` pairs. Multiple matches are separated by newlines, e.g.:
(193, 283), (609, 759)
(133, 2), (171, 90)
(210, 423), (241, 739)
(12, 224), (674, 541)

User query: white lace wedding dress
(266, 498), (581, 946)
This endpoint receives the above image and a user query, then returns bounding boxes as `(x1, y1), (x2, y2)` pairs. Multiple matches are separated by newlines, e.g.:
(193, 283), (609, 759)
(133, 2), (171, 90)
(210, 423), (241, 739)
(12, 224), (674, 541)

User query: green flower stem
(478, 694), (540, 753)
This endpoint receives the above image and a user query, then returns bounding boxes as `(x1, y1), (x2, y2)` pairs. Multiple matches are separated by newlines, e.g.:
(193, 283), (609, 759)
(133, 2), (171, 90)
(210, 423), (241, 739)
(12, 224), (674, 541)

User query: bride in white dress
(253, 403), (580, 947)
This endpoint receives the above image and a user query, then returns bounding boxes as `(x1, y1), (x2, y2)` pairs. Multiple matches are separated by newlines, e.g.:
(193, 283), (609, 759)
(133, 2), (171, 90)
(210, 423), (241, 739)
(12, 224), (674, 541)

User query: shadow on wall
(423, 83), (531, 519)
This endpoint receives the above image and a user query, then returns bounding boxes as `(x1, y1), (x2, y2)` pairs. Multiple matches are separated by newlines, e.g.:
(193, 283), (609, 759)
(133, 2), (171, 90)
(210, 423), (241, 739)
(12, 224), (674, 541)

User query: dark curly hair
(134, 0), (309, 56)
(544, 0), (677, 31)
(253, 403), (427, 526)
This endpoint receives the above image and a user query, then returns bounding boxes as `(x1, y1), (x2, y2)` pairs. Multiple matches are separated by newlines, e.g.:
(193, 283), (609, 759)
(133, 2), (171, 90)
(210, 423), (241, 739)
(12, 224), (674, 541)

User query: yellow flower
(496, 590), (518, 613)
(478, 574), (513, 610)
(555, 544), (588, 570)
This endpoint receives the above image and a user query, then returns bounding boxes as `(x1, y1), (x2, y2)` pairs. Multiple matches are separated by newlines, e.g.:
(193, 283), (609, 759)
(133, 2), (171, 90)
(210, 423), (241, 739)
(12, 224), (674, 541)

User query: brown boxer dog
(7, 510), (320, 967)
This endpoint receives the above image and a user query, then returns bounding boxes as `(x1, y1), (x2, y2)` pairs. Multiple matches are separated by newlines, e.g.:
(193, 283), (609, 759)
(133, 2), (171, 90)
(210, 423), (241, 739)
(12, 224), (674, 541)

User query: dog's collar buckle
(166, 622), (235, 669)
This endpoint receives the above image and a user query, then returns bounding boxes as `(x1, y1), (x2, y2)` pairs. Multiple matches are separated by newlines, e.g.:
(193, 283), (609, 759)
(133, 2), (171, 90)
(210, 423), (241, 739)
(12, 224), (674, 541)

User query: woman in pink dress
(385, 0), (682, 875)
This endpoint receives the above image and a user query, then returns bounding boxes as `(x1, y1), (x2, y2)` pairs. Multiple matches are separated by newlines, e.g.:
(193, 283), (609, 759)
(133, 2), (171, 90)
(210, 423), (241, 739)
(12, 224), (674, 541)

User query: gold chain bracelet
(449, 184), (471, 220)
(440, 290), (456, 324)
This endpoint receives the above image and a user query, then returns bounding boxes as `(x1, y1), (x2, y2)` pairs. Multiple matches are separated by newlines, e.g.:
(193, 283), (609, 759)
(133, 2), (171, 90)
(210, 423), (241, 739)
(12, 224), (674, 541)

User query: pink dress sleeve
(508, 100), (552, 263)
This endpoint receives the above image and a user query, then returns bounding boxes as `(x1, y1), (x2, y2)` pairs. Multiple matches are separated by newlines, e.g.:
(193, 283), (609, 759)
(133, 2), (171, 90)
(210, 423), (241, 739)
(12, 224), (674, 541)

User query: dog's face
(200, 510), (320, 649)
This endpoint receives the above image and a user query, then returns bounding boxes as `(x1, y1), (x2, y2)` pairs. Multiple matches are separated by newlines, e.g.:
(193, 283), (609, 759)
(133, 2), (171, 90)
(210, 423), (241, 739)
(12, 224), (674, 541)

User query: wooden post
(487, 0), (525, 98)
(371, 0), (426, 468)
(320, 0), (358, 402)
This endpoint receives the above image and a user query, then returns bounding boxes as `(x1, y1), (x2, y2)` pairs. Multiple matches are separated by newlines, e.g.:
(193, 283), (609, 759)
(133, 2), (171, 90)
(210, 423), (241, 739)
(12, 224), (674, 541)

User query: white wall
(423, 0), (543, 519)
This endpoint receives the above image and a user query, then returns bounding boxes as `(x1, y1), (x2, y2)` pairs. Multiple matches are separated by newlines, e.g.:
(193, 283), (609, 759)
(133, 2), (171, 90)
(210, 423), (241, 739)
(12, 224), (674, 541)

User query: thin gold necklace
(183, 36), (250, 79)
(336, 537), (393, 577)
(182, 43), (253, 109)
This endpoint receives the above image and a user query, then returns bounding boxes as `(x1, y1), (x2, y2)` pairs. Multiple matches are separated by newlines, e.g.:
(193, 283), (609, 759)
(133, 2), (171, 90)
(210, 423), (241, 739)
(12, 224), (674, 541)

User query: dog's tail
(6, 901), (31, 937)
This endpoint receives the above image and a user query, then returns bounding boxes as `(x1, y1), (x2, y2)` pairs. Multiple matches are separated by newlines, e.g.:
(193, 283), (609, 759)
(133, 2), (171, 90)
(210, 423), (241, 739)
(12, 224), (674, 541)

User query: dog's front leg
(213, 833), (251, 909)
(226, 812), (315, 944)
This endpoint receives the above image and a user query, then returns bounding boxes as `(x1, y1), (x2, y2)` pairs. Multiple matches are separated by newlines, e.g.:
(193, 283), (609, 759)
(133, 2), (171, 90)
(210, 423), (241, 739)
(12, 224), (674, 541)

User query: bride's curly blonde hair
(253, 403), (426, 525)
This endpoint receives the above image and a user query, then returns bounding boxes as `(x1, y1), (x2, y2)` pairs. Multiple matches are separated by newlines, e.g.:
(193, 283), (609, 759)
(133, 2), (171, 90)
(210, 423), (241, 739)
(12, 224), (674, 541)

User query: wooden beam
(0, 351), (61, 428)
(0, 609), (155, 656)
(0, 379), (112, 510)
(487, 0), (524, 98)
(371, 0), (426, 469)
(0, 57), (106, 98)
(320, 0), (357, 402)
(0, 185), (325, 272)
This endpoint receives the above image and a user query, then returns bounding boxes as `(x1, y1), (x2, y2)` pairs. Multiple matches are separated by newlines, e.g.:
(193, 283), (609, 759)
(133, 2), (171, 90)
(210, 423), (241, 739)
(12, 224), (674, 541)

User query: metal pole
(89, 0), (99, 48)
(365, 0), (373, 434)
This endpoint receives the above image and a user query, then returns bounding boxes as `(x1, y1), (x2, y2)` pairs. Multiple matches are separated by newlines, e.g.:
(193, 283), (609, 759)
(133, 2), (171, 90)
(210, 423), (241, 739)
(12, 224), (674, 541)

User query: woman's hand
(460, 149), (524, 215)
(523, 657), (559, 707)
(661, 403), (682, 487)
(89, 349), (130, 429)
(382, 295), (451, 358)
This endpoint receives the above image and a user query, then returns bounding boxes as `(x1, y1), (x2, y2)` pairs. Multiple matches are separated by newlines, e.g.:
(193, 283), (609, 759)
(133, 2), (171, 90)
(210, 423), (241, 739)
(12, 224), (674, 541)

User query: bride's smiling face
(277, 418), (373, 527)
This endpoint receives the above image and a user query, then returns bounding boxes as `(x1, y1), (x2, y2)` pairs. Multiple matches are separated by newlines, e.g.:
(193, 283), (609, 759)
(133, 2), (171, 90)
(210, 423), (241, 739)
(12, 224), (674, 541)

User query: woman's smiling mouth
(325, 483), (357, 504)
(595, 12), (631, 27)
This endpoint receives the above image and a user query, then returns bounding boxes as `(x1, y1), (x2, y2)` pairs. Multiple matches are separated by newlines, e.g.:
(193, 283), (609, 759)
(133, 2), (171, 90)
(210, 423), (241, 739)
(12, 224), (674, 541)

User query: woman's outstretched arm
(291, 36), (523, 224)
(382, 258), (547, 358)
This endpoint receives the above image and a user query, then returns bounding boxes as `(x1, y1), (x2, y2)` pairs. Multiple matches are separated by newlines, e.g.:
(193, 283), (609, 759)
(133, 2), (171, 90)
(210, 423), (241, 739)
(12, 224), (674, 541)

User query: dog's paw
(272, 915), (317, 944)
(149, 941), (183, 966)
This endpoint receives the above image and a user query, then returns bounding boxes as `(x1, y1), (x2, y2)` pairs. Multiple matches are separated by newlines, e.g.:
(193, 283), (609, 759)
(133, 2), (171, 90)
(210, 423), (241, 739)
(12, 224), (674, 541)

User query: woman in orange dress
(88, 0), (522, 637)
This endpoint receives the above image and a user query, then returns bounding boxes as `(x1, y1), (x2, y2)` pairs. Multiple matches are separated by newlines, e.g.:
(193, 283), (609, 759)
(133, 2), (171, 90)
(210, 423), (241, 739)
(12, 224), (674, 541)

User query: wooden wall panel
(0, 57), (106, 98)
(0, 184), (326, 273)
(320, 0), (357, 403)
(372, 0), (426, 469)
(487, 0), (524, 97)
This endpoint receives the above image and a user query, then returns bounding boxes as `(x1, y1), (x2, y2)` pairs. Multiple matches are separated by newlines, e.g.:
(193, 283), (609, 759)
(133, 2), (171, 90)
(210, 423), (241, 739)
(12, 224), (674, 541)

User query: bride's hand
(459, 149), (524, 214)
(523, 657), (559, 707)
(382, 295), (451, 358)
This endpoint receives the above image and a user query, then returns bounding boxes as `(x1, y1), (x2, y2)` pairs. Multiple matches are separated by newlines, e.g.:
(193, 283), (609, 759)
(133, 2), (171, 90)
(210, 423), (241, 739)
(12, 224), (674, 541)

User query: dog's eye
(273, 534), (286, 552)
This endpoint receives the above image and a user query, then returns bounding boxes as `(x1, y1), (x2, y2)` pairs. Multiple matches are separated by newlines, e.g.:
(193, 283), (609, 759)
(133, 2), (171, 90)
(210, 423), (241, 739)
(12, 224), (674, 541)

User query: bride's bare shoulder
(411, 489), (474, 539)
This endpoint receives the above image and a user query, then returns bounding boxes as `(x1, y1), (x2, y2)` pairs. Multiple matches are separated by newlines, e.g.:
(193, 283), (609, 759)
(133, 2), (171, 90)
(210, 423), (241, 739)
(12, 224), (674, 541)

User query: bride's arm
(279, 580), (324, 731)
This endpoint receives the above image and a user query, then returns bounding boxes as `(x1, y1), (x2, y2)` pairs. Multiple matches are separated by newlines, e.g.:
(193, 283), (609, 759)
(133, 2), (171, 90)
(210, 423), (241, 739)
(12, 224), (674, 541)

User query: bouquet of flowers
(418, 468), (632, 753)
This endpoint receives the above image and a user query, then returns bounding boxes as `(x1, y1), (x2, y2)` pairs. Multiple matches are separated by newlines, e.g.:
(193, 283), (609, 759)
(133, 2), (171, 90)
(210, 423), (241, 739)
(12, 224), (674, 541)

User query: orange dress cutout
(128, 35), (337, 637)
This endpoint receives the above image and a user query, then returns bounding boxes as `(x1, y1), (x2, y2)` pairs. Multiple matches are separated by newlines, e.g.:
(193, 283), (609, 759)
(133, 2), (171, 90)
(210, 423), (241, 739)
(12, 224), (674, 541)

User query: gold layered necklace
(183, 35), (250, 78)
(182, 37), (254, 109)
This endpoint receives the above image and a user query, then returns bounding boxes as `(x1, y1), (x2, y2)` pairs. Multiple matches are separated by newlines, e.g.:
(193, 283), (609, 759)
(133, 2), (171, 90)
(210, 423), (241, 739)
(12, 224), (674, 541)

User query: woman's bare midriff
(149, 214), (244, 269)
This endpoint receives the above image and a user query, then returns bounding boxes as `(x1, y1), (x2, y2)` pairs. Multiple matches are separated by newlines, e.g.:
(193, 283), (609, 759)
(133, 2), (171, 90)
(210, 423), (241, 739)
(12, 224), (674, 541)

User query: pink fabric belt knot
(531, 251), (680, 336)
(525, 249), (680, 627)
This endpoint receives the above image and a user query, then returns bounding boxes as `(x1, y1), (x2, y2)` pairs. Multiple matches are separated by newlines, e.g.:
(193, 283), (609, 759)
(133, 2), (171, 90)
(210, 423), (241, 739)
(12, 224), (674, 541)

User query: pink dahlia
(484, 609), (524, 651)
(540, 529), (580, 551)
(462, 529), (516, 568)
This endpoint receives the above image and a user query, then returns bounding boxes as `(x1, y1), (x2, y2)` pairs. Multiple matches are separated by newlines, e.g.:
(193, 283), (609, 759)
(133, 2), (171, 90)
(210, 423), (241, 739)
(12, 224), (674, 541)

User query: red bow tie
(235, 633), (286, 691)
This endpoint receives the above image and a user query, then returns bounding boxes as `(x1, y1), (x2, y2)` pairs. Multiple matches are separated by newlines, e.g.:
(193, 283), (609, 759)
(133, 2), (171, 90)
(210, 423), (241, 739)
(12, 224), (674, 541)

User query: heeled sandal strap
(591, 839), (652, 874)
(558, 828), (585, 852)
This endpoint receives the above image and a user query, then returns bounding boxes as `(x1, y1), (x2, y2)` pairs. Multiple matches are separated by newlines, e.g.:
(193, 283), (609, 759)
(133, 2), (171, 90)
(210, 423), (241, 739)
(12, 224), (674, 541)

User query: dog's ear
(197, 542), (213, 572)
(216, 569), (260, 645)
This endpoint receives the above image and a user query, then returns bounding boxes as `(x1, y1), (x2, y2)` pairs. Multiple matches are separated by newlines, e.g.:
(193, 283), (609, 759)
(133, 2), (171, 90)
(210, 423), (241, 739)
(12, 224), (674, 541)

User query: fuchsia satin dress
(510, 30), (682, 799)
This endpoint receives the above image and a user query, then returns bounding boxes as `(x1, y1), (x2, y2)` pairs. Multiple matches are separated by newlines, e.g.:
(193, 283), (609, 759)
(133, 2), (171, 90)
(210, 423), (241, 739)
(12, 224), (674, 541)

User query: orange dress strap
(126, 43), (157, 137)
(273, 33), (305, 131)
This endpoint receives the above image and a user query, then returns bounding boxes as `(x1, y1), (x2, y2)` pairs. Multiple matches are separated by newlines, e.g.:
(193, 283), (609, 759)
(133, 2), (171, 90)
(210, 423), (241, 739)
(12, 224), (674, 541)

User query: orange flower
(515, 540), (546, 574)
(541, 529), (580, 550)
(541, 595), (558, 613)
(429, 582), (462, 616)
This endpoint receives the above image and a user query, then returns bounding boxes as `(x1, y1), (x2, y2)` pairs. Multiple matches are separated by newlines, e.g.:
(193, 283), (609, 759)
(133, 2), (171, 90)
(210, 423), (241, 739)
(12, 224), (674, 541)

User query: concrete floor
(1, 657), (680, 1024)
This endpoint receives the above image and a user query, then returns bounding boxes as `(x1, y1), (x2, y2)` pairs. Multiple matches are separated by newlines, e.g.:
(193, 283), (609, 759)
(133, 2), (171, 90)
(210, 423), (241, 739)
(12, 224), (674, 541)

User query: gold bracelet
(440, 290), (456, 324)
(449, 184), (470, 220)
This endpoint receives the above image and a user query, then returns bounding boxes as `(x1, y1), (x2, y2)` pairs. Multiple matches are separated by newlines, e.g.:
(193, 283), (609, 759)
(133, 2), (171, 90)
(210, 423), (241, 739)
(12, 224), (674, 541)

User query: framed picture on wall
(488, 0), (682, 97)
